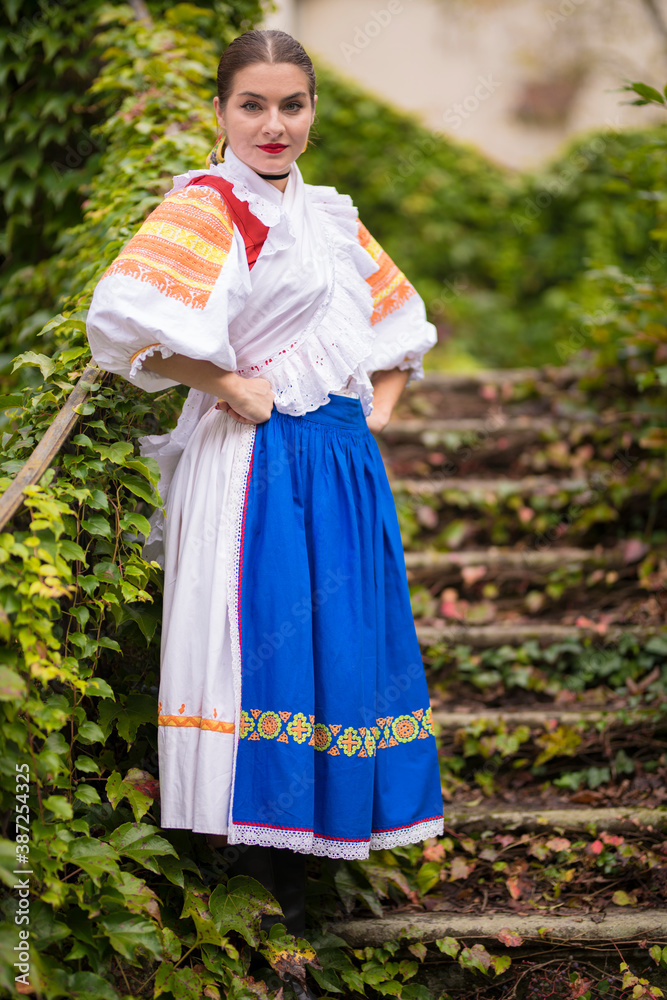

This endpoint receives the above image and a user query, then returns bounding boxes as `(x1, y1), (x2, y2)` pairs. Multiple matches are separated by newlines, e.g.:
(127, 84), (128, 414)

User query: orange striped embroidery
(357, 221), (416, 325)
(130, 343), (161, 365)
(159, 714), (235, 734)
(101, 186), (235, 311)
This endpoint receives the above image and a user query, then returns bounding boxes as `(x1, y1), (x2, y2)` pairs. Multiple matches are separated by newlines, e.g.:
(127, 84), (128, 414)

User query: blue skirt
(226, 394), (444, 858)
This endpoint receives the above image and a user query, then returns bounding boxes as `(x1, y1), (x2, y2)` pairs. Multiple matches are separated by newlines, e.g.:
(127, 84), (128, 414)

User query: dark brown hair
(217, 29), (317, 111)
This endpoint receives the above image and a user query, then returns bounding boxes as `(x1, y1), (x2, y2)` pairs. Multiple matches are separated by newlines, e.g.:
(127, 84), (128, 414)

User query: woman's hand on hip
(366, 405), (391, 433)
(215, 373), (275, 424)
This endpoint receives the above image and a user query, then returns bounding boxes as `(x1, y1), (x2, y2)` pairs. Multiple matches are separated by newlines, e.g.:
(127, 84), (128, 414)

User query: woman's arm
(143, 352), (274, 425)
(366, 367), (410, 433)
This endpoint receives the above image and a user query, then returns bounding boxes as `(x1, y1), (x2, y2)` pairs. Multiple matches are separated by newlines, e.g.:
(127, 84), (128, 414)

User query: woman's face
(214, 62), (316, 184)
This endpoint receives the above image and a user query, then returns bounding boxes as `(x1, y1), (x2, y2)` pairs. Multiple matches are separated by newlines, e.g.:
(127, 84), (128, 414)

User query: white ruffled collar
(217, 147), (292, 206)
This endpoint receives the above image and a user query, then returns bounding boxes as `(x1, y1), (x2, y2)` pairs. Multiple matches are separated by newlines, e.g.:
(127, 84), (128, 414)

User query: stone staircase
(328, 367), (667, 992)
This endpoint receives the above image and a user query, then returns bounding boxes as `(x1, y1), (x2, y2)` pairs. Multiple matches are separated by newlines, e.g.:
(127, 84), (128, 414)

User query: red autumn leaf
(575, 615), (607, 634)
(450, 856), (474, 881)
(423, 842), (446, 862)
(124, 768), (160, 800)
(496, 927), (524, 947)
(601, 833), (624, 847)
(461, 565), (487, 587)
(624, 539), (649, 564)
(590, 840), (604, 855)
(570, 975), (593, 998)
(506, 876), (522, 900)
(546, 837), (571, 852)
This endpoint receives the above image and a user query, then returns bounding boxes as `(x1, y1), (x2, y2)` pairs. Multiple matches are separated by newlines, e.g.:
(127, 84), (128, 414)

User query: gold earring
(206, 130), (226, 169)
(301, 136), (309, 154)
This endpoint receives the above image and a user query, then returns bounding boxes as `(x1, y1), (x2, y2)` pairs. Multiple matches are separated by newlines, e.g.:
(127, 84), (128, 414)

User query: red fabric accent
(184, 174), (270, 270)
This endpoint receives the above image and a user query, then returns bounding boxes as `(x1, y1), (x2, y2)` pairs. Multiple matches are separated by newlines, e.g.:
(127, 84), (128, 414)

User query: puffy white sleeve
(357, 221), (437, 386)
(86, 184), (251, 392)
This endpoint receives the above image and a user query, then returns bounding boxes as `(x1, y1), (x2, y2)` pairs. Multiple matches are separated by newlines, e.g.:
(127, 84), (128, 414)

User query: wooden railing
(0, 363), (102, 532)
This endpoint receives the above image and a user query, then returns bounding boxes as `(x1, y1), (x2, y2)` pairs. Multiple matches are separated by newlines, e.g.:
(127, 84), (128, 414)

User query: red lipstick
(258, 143), (288, 154)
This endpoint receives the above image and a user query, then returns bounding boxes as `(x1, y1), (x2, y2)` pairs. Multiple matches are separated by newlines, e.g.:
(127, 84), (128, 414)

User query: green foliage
(0, 0), (268, 358)
(427, 633), (667, 697)
(0, 0), (114, 270)
(303, 67), (667, 367)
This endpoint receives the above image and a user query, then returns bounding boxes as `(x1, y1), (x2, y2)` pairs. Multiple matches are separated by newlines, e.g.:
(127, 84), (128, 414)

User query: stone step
(334, 909), (667, 949)
(417, 367), (578, 389)
(400, 368), (580, 417)
(416, 622), (663, 649)
(381, 415), (561, 447)
(439, 806), (667, 834)
(391, 475), (590, 496)
(405, 544), (628, 582)
(432, 707), (607, 730)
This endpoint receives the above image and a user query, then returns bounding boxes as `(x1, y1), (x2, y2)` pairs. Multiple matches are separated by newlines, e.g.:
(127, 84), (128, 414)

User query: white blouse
(86, 147), (437, 419)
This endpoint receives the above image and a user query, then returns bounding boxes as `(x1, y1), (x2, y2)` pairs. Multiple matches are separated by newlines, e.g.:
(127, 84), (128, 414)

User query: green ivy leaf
(84, 676), (115, 699)
(80, 513), (112, 538)
(210, 875), (282, 947)
(156, 854), (203, 889)
(108, 823), (178, 873)
(402, 985), (433, 1000)
(375, 982), (403, 996)
(154, 961), (205, 999)
(612, 890), (637, 906)
(114, 471), (156, 504)
(43, 795), (73, 820)
(65, 837), (121, 885)
(96, 441), (134, 465)
(120, 512), (153, 538)
(0, 838), (18, 889)
(436, 936), (460, 958)
(492, 955), (512, 976)
(106, 771), (124, 810)
(310, 964), (344, 994)
(77, 720), (105, 744)
(74, 784), (102, 805)
(0, 664), (26, 700)
(47, 970), (121, 1000)
(12, 350), (56, 378)
(97, 910), (163, 965)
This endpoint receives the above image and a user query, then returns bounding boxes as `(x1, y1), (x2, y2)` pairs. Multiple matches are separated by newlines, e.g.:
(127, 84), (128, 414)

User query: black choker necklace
(255, 169), (290, 180)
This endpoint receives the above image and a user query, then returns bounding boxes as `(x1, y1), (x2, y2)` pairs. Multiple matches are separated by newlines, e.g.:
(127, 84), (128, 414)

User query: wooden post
(0, 364), (102, 532)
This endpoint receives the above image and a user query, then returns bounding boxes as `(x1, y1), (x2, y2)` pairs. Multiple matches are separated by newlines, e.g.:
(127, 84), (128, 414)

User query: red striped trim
(371, 815), (443, 834)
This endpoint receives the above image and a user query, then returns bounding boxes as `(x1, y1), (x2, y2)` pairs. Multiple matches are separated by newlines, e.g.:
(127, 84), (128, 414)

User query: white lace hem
(228, 816), (445, 860)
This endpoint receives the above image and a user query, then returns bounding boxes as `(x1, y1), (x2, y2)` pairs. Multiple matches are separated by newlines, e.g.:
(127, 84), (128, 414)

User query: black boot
(268, 846), (306, 938)
(268, 848), (319, 999)
(222, 844), (318, 998)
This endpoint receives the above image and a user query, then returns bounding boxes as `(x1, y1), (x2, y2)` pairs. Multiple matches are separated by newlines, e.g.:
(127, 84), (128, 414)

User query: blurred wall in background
(264, 0), (667, 169)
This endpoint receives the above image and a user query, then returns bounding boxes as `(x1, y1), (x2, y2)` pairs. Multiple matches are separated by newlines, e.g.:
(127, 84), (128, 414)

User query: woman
(87, 26), (443, 978)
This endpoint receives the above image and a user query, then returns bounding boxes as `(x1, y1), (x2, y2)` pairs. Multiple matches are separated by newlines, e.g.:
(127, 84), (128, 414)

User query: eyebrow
(238, 91), (307, 101)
